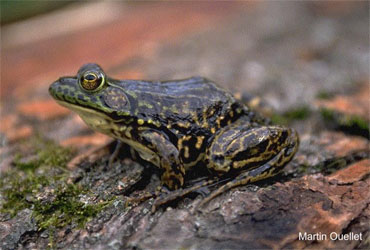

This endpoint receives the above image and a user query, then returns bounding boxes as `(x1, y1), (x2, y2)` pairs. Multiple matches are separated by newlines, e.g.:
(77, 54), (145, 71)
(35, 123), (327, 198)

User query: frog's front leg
(140, 130), (185, 190)
(201, 120), (299, 208)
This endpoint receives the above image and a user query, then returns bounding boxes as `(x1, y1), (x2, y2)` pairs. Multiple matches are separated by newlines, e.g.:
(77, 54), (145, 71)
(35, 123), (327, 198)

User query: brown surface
(17, 99), (71, 120)
(1, 1), (369, 250)
(315, 83), (370, 120)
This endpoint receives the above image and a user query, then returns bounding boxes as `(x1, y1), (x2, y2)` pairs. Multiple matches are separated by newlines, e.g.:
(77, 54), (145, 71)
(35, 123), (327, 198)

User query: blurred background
(0, 0), (368, 142)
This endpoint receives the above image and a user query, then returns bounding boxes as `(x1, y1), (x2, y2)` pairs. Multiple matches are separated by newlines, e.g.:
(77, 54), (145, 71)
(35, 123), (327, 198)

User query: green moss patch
(0, 137), (110, 233)
(320, 108), (369, 138)
(271, 105), (312, 125)
(33, 183), (108, 230)
(316, 91), (335, 100)
(0, 173), (49, 216)
(13, 137), (73, 171)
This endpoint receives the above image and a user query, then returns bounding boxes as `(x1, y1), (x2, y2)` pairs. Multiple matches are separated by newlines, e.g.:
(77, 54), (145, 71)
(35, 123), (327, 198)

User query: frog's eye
(79, 71), (105, 92)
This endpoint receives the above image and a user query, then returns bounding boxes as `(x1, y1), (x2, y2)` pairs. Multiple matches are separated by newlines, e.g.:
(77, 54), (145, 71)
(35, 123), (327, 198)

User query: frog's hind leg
(197, 149), (287, 210)
(200, 121), (299, 210)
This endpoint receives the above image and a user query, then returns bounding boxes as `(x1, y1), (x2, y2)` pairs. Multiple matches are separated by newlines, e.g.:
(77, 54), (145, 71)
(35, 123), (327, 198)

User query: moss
(320, 108), (369, 138)
(271, 105), (312, 125)
(33, 183), (109, 230)
(284, 106), (312, 120)
(0, 173), (50, 216)
(1, 137), (110, 235)
(344, 116), (369, 131)
(13, 137), (73, 171)
(320, 108), (336, 122)
(270, 114), (288, 125)
(316, 91), (334, 100)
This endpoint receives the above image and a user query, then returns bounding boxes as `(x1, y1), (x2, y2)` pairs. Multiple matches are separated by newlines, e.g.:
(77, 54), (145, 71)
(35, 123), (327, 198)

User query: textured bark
(1, 1), (369, 249)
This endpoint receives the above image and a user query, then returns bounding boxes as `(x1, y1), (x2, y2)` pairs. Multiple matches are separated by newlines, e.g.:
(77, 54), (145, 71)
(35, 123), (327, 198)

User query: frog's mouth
(55, 99), (118, 122)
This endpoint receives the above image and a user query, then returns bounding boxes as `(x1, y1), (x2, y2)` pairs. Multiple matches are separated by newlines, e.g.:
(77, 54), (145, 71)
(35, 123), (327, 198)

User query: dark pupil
(85, 74), (96, 81)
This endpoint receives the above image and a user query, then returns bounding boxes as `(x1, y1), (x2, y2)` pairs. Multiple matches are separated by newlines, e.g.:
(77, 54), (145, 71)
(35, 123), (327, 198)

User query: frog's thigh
(141, 131), (185, 189)
(206, 123), (297, 174)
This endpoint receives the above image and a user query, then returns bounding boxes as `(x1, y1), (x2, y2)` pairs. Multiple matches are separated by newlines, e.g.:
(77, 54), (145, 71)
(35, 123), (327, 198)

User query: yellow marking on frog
(184, 146), (190, 158)
(232, 152), (273, 169)
(195, 136), (205, 149)
(178, 122), (190, 128)
(138, 102), (154, 109)
(138, 126), (150, 131)
(177, 137), (184, 150)
(154, 121), (162, 127)
(216, 116), (225, 128)
(125, 126), (133, 139)
(118, 125), (127, 131)
(192, 112), (200, 126)
(178, 135), (191, 151)
(229, 110), (234, 117)
(167, 124), (172, 129)
(184, 152), (205, 169)
(211, 127), (216, 134)
(202, 112), (209, 128)
(202, 121), (209, 129)
(224, 139), (239, 154)
(137, 119), (144, 125)
(216, 118), (221, 128)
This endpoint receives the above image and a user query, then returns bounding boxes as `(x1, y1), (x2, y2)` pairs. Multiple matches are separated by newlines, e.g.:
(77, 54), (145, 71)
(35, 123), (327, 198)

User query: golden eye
(79, 71), (104, 92)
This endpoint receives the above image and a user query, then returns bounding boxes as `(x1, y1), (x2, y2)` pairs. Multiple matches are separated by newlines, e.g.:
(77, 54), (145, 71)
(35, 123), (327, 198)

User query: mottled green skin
(49, 64), (299, 190)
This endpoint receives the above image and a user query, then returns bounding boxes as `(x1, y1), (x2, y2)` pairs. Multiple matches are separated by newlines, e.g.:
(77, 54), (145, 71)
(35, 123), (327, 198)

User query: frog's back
(118, 76), (232, 105)
(115, 77), (241, 131)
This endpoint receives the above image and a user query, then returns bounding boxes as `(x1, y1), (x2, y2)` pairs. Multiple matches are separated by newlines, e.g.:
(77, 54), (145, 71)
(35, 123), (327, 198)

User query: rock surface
(1, 2), (369, 249)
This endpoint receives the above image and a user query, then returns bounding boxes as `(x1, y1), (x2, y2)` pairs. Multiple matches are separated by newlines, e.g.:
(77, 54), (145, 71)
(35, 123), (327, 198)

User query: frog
(49, 63), (299, 209)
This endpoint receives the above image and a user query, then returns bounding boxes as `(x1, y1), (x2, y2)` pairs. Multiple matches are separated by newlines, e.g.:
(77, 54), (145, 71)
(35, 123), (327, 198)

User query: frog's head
(49, 63), (131, 124)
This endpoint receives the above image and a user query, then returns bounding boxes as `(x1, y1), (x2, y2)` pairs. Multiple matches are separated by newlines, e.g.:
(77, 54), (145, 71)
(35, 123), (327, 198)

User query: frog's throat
(56, 101), (160, 168)
(56, 99), (128, 138)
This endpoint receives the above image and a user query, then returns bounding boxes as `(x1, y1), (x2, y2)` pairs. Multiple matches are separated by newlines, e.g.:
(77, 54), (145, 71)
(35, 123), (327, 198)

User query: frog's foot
(151, 179), (216, 213)
(197, 147), (290, 211)
(108, 141), (124, 167)
(126, 191), (154, 205)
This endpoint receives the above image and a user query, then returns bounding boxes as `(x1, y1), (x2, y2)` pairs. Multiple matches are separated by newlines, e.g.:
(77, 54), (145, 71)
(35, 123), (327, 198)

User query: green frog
(49, 63), (299, 208)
